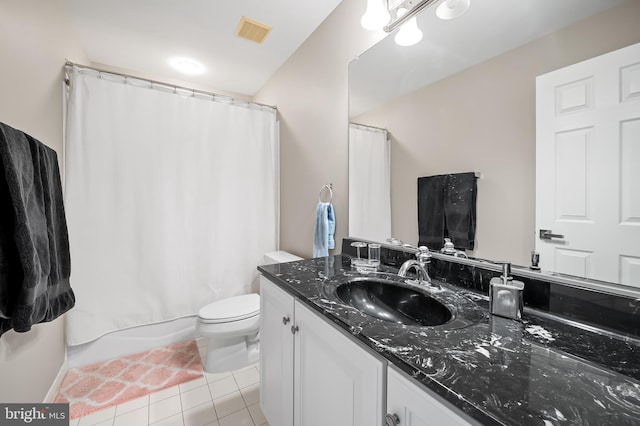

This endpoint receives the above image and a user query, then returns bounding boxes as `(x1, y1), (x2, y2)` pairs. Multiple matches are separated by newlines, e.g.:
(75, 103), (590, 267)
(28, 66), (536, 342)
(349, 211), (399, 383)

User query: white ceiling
(63, 0), (343, 97)
(350, 0), (628, 117)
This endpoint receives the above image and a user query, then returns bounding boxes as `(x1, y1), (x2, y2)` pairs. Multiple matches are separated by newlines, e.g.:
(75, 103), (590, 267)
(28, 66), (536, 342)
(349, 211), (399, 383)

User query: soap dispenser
(489, 263), (525, 320)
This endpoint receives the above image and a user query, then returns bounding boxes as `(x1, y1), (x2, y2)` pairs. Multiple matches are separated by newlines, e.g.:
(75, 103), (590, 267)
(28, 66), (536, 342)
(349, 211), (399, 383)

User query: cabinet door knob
(385, 413), (400, 426)
(282, 316), (290, 325)
(291, 325), (299, 334)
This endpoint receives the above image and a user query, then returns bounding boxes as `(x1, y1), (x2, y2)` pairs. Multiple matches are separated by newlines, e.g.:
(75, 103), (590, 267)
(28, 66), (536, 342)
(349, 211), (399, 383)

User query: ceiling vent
(235, 16), (272, 44)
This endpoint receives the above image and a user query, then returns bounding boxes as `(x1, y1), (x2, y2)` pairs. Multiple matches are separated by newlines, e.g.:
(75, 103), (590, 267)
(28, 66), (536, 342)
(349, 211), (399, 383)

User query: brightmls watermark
(1, 404), (68, 425)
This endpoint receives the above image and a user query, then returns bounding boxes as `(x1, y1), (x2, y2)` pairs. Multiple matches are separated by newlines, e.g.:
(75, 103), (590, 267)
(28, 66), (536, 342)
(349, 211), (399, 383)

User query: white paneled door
(536, 42), (640, 287)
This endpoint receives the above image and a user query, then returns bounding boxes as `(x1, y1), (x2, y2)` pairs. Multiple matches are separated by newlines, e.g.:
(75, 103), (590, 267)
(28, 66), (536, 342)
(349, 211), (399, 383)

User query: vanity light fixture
(436, 0), (471, 20)
(170, 57), (204, 75)
(384, 0), (438, 32)
(361, 0), (391, 30)
(361, 0), (461, 44)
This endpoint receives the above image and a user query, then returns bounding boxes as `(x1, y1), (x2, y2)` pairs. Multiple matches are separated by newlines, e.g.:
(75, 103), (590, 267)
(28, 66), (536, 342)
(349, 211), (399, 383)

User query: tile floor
(68, 339), (268, 426)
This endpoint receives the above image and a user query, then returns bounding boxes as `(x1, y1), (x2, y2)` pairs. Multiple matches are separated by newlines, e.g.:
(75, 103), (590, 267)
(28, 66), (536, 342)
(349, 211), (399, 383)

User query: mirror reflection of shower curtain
(64, 66), (278, 345)
(348, 123), (391, 242)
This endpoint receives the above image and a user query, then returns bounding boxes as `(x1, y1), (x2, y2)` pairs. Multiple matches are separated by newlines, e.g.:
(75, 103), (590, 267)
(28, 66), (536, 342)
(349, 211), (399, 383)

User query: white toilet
(196, 250), (302, 373)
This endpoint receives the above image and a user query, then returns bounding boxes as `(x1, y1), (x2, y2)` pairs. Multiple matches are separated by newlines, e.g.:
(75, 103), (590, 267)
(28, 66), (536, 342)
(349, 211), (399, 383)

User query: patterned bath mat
(54, 339), (203, 419)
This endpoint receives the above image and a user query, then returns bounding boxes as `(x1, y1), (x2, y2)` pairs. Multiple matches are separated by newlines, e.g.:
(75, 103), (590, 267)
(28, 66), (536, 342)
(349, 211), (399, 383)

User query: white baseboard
(43, 360), (68, 403)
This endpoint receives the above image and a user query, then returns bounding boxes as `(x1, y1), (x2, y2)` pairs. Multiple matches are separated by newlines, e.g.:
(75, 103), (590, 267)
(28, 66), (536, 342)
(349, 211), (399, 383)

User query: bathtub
(66, 316), (199, 368)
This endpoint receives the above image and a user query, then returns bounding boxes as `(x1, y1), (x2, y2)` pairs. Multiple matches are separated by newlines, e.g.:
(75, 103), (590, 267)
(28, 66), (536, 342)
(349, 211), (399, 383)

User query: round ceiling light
(171, 57), (204, 75)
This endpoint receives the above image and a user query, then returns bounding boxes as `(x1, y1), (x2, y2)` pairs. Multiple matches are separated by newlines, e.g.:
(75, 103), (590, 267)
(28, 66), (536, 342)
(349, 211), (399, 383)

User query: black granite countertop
(258, 255), (640, 426)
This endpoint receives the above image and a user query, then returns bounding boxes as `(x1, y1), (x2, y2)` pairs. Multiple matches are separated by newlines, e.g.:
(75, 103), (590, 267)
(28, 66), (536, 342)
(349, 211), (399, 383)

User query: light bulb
(394, 16), (423, 46)
(361, 0), (390, 31)
(436, 0), (470, 20)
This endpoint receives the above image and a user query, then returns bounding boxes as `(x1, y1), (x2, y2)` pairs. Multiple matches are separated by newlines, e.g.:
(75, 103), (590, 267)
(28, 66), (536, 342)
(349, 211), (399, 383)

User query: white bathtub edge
(66, 316), (198, 368)
(44, 359), (68, 403)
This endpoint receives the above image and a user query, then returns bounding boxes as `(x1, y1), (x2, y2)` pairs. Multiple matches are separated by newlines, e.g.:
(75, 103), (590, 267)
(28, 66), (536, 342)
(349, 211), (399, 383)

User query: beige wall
(0, 0), (87, 403)
(254, 0), (385, 258)
(354, 1), (640, 265)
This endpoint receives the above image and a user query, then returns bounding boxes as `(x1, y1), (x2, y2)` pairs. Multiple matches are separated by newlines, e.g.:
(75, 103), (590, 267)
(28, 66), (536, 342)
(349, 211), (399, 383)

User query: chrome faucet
(398, 260), (429, 282)
(398, 246), (433, 285)
(440, 238), (468, 258)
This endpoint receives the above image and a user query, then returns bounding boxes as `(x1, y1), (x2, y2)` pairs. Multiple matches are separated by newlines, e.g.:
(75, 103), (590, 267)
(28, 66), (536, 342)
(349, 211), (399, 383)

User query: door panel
(620, 255), (640, 287)
(554, 248), (592, 278)
(555, 128), (591, 220)
(620, 118), (640, 224)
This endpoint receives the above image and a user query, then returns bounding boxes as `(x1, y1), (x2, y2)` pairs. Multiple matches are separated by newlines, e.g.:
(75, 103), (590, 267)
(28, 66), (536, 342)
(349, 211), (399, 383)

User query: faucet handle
(441, 238), (456, 254)
(417, 246), (431, 263)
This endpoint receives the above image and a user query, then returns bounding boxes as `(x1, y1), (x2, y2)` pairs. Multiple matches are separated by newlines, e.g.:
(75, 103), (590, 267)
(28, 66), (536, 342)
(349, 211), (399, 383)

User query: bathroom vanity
(259, 277), (386, 426)
(257, 248), (640, 426)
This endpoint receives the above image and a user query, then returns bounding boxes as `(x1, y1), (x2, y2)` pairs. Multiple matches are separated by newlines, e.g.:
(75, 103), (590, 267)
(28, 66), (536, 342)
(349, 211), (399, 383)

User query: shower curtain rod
(63, 61), (277, 111)
(349, 122), (388, 132)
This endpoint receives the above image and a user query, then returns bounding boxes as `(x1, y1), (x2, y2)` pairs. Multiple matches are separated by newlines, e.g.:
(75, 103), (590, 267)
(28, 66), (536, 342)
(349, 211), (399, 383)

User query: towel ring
(319, 183), (333, 203)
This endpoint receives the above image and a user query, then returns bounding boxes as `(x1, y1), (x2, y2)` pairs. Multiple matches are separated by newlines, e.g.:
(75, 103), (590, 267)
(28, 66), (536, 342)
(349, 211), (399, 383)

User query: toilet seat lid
(198, 294), (260, 323)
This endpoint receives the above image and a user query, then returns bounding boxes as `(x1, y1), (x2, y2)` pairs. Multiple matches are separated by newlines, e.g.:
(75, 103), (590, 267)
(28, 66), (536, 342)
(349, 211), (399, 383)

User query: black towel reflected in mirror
(418, 172), (477, 251)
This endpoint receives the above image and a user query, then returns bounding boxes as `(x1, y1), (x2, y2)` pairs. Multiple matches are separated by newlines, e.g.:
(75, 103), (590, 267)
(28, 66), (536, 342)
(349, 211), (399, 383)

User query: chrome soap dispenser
(489, 263), (524, 320)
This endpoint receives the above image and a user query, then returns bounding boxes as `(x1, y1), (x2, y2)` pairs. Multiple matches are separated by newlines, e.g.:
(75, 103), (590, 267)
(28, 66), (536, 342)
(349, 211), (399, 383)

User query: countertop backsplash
(342, 238), (640, 339)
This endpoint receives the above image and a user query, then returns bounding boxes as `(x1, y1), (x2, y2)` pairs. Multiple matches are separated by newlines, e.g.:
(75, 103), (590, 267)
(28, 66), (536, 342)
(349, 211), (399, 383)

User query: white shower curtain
(64, 67), (278, 345)
(348, 123), (391, 242)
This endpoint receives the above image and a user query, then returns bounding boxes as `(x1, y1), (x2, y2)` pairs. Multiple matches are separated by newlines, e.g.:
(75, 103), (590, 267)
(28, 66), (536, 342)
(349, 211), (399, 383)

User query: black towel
(444, 172), (477, 250)
(0, 122), (74, 336)
(417, 175), (447, 250)
(418, 172), (477, 251)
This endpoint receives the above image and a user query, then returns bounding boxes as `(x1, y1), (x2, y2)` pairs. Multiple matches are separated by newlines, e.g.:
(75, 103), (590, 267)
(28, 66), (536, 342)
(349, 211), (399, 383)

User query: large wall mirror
(348, 0), (640, 292)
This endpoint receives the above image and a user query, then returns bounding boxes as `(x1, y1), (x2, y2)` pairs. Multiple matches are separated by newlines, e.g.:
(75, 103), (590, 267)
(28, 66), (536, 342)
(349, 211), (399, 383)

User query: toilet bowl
(197, 250), (302, 373)
(197, 294), (261, 373)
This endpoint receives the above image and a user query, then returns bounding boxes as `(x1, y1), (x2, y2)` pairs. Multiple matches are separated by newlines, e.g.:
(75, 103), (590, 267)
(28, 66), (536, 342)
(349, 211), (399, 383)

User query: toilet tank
(264, 251), (303, 264)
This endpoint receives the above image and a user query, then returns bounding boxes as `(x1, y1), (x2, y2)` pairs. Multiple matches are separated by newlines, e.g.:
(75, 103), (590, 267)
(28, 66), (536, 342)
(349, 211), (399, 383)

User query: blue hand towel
(313, 202), (330, 257)
(327, 203), (335, 250)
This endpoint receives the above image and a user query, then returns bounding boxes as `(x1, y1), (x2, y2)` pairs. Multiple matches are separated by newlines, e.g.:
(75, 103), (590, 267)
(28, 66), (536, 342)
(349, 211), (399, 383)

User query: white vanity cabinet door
(260, 277), (295, 426)
(387, 367), (475, 426)
(293, 300), (385, 426)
